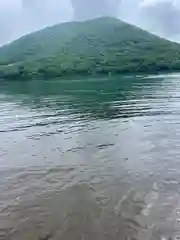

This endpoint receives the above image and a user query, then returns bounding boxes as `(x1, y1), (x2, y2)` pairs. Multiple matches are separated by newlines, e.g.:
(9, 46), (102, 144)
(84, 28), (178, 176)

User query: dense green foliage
(0, 17), (180, 79)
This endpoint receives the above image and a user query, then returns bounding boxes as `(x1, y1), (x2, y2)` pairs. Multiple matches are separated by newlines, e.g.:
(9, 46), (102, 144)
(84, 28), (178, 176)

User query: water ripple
(1, 75), (180, 239)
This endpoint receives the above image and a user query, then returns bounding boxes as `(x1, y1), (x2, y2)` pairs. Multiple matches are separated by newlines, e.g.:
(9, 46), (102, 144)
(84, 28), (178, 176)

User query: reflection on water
(1, 74), (180, 239)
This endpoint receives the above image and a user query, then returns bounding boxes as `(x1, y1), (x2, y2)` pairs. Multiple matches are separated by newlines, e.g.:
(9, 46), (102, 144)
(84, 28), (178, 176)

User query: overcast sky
(0, 0), (73, 45)
(0, 0), (179, 46)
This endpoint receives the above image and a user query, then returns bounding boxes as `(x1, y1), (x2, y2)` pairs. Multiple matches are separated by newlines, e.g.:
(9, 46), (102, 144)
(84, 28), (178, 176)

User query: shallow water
(1, 74), (180, 239)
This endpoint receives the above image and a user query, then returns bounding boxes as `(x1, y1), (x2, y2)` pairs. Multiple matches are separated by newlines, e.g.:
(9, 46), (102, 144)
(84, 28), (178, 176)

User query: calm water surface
(1, 74), (180, 240)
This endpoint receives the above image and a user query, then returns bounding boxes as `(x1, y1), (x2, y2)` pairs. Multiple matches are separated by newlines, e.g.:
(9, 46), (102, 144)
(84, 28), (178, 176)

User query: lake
(1, 74), (180, 240)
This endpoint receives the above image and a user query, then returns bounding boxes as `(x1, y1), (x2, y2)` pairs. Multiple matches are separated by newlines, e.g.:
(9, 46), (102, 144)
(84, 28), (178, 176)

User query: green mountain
(0, 17), (180, 79)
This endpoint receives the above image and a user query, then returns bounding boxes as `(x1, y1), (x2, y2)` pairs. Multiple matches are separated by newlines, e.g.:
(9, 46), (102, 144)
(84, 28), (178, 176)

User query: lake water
(1, 74), (180, 240)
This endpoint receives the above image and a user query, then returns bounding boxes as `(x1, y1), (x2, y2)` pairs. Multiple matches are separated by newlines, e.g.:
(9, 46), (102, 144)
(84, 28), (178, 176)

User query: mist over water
(1, 74), (180, 239)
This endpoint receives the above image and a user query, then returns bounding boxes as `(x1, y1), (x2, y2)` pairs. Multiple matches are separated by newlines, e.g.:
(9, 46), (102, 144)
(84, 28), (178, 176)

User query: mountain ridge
(0, 17), (180, 79)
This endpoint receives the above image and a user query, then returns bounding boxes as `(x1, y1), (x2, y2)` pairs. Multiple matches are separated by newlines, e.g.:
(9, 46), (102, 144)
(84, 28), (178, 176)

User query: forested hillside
(0, 17), (180, 79)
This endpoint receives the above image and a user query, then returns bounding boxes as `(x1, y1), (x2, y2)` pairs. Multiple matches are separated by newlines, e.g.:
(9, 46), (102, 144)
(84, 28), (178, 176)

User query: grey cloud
(137, 0), (180, 38)
(71, 0), (121, 20)
(0, 0), (73, 46)
(119, 0), (180, 40)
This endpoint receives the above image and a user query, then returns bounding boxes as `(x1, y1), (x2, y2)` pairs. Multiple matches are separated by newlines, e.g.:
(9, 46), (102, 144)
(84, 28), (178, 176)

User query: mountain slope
(0, 17), (180, 79)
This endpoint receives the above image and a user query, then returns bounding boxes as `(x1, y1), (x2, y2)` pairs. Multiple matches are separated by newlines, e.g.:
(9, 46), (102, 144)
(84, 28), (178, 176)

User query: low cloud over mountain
(0, 0), (180, 46)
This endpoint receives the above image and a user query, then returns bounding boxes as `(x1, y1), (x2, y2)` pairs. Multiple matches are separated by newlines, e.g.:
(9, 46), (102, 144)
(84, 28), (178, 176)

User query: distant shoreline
(1, 69), (180, 81)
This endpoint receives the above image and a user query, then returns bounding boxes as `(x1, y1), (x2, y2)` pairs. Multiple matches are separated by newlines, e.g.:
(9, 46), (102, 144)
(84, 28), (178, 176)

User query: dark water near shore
(1, 74), (180, 240)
